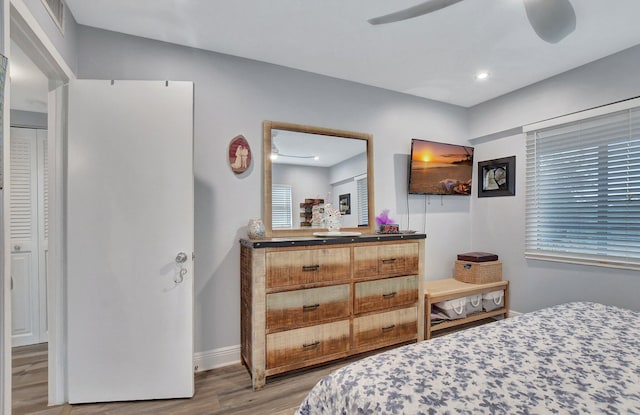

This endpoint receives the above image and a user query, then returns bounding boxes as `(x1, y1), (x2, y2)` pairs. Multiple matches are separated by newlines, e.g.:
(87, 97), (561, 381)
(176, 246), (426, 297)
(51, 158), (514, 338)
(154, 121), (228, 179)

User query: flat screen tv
(408, 139), (474, 195)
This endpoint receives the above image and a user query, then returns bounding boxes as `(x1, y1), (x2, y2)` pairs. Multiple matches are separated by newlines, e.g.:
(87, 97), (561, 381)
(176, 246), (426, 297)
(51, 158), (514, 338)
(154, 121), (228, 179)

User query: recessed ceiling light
(475, 71), (490, 81)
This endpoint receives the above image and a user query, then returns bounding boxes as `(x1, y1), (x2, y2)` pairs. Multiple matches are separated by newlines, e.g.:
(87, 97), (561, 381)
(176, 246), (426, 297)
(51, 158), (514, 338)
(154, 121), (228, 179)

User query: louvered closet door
(10, 127), (48, 346)
(37, 131), (49, 341)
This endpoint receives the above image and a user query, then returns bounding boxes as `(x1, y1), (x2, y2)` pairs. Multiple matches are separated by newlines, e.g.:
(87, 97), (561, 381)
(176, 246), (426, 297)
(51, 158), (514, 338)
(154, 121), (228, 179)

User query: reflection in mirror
(271, 131), (366, 228)
(263, 121), (374, 237)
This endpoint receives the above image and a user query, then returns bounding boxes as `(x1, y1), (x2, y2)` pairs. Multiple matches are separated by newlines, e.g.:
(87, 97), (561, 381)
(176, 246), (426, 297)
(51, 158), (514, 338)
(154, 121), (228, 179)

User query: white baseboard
(508, 309), (522, 317)
(193, 344), (241, 373)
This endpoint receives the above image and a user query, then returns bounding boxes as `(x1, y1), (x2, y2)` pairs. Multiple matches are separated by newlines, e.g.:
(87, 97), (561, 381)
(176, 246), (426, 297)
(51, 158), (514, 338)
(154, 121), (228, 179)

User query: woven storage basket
(483, 290), (505, 311)
(433, 297), (467, 320)
(466, 294), (483, 314)
(454, 260), (502, 284)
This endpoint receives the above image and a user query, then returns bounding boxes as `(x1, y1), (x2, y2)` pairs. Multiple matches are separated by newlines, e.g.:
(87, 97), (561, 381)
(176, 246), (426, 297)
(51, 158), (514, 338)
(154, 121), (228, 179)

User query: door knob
(175, 252), (188, 264)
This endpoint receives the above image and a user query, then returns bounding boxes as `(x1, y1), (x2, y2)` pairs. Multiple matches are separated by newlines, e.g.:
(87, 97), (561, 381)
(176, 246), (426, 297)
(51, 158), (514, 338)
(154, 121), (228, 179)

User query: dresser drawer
(266, 284), (350, 331)
(354, 275), (418, 315)
(266, 320), (349, 369)
(353, 243), (419, 278)
(352, 307), (417, 348)
(266, 248), (350, 288)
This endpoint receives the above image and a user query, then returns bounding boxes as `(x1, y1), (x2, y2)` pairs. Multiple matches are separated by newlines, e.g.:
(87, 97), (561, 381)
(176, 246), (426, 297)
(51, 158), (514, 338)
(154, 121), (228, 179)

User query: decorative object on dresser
(321, 203), (342, 232)
(375, 209), (399, 234)
(454, 251), (502, 284)
(240, 233), (426, 390)
(247, 219), (265, 239)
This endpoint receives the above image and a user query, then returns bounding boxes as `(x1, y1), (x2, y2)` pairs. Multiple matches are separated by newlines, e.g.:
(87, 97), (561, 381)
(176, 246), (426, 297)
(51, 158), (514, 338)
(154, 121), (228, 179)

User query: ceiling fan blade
(368, 0), (464, 25)
(523, 0), (576, 43)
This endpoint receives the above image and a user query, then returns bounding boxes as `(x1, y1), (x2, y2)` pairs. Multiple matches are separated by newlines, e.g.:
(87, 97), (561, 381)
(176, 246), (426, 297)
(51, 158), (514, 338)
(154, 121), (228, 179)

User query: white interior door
(10, 127), (47, 347)
(66, 80), (194, 403)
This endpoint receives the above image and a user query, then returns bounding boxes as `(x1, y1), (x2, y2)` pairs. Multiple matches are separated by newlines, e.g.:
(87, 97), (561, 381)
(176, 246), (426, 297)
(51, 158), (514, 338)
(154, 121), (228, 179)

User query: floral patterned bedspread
(296, 302), (640, 415)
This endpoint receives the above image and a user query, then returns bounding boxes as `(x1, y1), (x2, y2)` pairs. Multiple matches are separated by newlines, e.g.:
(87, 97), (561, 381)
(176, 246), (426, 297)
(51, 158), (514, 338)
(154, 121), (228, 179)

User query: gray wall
(75, 26), (471, 353)
(469, 44), (640, 313)
(469, 44), (640, 139)
(24, 0), (79, 74)
(10, 109), (46, 128)
(330, 153), (367, 228)
(74, 22), (640, 357)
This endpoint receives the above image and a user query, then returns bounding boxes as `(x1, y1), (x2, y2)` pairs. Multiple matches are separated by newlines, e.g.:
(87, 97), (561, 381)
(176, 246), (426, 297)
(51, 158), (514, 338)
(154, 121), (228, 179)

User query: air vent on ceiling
(42, 0), (65, 34)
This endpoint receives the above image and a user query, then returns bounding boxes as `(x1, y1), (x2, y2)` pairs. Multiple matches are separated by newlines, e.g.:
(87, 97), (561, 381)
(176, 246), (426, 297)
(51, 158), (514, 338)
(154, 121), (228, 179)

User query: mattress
(296, 302), (640, 414)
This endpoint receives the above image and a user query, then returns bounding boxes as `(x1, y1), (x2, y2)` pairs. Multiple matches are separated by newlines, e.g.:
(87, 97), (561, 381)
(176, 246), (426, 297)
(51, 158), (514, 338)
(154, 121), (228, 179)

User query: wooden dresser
(240, 233), (426, 389)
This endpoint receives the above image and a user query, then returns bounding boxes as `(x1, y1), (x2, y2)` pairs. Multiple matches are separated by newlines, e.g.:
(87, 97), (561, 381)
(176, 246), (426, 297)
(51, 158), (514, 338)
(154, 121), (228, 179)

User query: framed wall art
(339, 193), (351, 215)
(477, 156), (515, 197)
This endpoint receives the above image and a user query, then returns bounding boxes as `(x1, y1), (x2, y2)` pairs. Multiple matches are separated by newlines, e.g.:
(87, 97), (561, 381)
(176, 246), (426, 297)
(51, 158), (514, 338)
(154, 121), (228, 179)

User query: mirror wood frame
(263, 120), (375, 237)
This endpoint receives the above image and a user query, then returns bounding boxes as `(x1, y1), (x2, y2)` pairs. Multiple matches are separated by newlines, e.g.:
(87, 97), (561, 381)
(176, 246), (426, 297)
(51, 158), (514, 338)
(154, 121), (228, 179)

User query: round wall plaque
(228, 135), (251, 174)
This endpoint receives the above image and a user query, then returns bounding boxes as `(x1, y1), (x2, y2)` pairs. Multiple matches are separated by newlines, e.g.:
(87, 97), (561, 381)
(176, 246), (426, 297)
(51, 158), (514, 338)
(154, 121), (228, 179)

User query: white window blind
(271, 184), (292, 229)
(357, 177), (368, 226)
(525, 104), (640, 270)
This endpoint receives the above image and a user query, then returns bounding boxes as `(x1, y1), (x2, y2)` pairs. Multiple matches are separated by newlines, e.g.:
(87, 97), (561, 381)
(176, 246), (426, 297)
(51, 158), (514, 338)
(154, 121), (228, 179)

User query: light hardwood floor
(12, 321), (495, 414)
(11, 343), (356, 415)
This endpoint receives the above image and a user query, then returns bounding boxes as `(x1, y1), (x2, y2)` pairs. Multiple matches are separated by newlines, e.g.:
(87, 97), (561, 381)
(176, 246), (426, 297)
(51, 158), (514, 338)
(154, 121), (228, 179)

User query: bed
(296, 302), (640, 414)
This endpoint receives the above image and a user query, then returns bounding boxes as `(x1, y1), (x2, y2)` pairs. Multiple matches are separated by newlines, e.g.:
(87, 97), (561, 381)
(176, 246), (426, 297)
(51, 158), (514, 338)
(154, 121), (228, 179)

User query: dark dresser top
(240, 232), (426, 248)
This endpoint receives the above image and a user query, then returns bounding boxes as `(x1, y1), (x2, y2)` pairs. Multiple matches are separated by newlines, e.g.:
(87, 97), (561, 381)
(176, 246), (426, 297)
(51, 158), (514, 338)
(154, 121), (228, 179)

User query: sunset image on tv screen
(409, 139), (474, 195)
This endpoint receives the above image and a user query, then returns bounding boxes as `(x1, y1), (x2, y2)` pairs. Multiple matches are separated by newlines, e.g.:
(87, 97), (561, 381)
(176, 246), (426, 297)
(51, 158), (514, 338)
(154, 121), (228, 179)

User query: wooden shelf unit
(424, 278), (509, 339)
(299, 198), (324, 227)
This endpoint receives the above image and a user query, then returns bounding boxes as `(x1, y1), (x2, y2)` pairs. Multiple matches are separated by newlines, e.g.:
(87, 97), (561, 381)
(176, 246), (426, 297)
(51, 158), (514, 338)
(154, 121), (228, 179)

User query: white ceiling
(64, 0), (640, 108)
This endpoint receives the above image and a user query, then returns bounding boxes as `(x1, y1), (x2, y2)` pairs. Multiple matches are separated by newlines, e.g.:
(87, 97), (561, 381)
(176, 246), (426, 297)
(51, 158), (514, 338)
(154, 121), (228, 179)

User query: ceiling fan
(368, 0), (576, 44)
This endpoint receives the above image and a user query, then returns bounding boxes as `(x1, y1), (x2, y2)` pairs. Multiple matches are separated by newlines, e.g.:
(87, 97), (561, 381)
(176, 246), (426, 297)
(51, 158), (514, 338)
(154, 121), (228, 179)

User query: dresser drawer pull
(382, 291), (397, 299)
(302, 340), (320, 349)
(381, 324), (396, 332)
(381, 258), (397, 264)
(302, 304), (320, 311)
(302, 264), (320, 272)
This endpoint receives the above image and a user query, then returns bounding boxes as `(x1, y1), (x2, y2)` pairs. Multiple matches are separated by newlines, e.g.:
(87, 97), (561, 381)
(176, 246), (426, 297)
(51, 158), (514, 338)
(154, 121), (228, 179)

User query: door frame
(1, 1), (9, 412)
(5, 0), (75, 408)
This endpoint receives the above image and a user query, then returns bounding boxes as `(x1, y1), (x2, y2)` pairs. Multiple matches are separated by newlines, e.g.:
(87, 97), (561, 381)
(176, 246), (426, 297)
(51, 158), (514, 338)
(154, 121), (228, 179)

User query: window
(271, 184), (292, 228)
(357, 176), (368, 226)
(524, 99), (640, 270)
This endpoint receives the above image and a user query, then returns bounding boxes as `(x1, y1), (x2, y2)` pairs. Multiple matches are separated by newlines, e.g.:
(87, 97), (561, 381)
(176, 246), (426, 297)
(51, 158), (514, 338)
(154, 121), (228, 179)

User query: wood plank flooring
(11, 343), (356, 415)
(12, 319), (497, 414)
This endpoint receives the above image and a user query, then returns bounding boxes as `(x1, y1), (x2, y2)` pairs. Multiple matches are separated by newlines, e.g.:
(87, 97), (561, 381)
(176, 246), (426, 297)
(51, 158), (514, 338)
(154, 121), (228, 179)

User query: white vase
(323, 203), (342, 232)
(247, 219), (265, 239)
(326, 216), (341, 232)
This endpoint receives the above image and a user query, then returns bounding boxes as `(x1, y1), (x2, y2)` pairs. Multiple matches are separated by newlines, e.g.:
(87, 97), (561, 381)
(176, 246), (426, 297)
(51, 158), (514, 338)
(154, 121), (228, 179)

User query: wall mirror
(263, 121), (375, 237)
